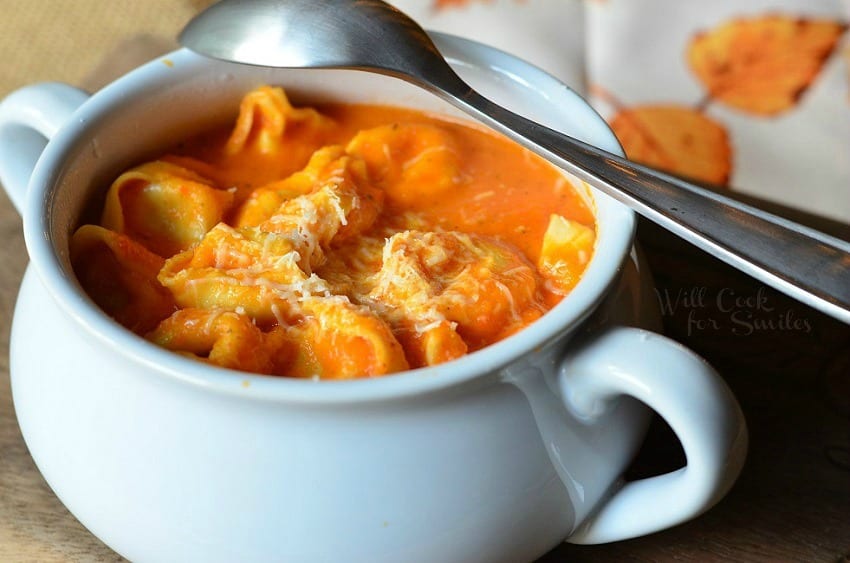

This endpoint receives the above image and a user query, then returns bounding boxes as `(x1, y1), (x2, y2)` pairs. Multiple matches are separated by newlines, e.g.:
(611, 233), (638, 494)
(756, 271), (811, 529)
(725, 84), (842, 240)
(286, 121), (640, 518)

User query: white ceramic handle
(0, 82), (89, 214)
(560, 326), (748, 544)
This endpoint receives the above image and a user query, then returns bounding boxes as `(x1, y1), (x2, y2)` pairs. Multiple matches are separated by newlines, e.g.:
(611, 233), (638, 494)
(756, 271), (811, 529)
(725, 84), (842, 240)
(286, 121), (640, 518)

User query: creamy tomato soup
(71, 86), (596, 379)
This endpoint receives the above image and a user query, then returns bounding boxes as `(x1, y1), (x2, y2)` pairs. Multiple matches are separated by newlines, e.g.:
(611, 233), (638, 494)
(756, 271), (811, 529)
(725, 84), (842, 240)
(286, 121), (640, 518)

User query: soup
(70, 86), (595, 379)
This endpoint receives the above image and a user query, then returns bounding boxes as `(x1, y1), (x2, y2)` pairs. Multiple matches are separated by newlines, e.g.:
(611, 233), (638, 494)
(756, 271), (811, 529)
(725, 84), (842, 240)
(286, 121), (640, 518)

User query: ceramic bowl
(0, 33), (747, 562)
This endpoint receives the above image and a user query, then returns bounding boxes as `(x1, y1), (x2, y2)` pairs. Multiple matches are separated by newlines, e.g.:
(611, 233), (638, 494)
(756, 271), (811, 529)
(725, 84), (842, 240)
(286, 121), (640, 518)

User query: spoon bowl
(181, 0), (850, 324)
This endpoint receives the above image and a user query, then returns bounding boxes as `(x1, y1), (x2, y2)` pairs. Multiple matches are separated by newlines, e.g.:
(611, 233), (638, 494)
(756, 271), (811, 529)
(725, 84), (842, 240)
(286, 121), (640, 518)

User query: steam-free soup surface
(71, 86), (595, 378)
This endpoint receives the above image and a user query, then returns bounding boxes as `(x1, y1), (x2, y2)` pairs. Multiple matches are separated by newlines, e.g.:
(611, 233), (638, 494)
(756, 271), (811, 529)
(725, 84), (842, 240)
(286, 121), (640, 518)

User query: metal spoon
(180, 0), (850, 324)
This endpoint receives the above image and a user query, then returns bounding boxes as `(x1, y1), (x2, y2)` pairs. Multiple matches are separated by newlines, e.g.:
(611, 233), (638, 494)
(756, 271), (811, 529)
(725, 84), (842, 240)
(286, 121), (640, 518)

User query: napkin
(391, 0), (850, 223)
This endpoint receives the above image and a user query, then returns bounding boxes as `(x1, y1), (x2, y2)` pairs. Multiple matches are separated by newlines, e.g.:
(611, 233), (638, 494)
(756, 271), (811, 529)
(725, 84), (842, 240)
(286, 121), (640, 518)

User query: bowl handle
(560, 326), (748, 544)
(0, 83), (89, 214)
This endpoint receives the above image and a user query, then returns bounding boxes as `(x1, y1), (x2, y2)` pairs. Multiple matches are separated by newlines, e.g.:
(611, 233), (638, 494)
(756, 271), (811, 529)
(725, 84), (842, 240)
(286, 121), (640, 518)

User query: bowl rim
(22, 33), (634, 405)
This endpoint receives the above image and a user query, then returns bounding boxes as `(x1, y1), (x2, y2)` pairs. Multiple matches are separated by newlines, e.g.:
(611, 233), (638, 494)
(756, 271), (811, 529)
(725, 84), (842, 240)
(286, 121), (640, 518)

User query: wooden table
(1, 177), (848, 560)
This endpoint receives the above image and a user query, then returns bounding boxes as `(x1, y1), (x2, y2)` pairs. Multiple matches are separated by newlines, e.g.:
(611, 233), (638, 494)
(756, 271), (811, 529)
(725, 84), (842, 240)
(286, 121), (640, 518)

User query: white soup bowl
(0, 33), (747, 562)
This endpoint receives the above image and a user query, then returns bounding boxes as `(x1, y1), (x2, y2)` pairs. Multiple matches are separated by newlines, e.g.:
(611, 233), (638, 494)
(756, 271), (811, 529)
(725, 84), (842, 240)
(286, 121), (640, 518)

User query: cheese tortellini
(71, 86), (596, 379)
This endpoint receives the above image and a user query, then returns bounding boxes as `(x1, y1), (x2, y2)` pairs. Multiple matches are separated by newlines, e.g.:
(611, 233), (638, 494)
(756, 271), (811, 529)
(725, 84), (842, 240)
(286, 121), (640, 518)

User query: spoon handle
(437, 84), (850, 324)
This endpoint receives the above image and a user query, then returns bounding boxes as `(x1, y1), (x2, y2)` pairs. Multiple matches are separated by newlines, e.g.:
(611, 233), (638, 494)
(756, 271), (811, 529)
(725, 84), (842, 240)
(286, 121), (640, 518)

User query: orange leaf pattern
(609, 106), (732, 185)
(688, 15), (846, 116)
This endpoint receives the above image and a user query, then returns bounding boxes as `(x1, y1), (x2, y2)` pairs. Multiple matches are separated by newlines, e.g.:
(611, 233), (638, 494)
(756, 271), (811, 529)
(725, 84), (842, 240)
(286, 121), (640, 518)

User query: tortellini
(368, 230), (543, 349)
(538, 214), (596, 294)
(346, 123), (461, 207)
(70, 225), (175, 334)
(71, 86), (596, 378)
(148, 309), (276, 374)
(279, 297), (410, 379)
(101, 161), (233, 257)
(158, 224), (320, 323)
